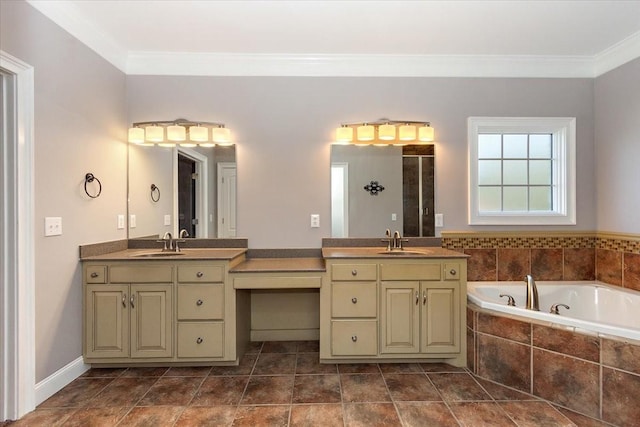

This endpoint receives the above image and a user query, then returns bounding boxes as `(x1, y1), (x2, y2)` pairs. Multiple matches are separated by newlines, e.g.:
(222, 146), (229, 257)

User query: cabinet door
(85, 285), (129, 359)
(421, 282), (459, 354)
(380, 281), (420, 354)
(130, 284), (173, 358)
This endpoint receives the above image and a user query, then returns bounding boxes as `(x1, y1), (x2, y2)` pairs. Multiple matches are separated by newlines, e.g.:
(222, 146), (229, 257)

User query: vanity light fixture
(128, 119), (233, 147)
(334, 119), (434, 145)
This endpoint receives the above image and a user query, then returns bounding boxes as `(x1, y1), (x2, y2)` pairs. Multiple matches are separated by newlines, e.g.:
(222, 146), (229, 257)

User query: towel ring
(84, 173), (102, 198)
(150, 184), (160, 202)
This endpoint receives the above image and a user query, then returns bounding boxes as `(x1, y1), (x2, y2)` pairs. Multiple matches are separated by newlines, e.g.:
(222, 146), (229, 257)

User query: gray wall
(128, 75), (597, 247)
(1, 1), (127, 382)
(595, 57), (640, 234)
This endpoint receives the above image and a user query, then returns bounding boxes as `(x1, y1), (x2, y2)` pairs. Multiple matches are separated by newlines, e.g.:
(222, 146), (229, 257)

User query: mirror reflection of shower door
(178, 154), (197, 236)
(402, 145), (435, 237)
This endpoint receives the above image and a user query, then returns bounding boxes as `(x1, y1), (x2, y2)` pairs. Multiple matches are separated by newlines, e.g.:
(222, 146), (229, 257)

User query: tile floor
(2, 341), (613, 426)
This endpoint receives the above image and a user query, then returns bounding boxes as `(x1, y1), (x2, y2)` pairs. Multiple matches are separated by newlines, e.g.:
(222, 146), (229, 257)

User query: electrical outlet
(130, 214), (137, 228)
(310, 214), (320, 228)
(44, 217), (62, 236)
(435, 213), (444, 227)
(117, 214), (125, 229)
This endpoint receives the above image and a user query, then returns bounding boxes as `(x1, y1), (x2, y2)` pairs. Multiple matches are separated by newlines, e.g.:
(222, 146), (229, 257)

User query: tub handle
(499, 294), (516, 306)
(550, 303), (570, 315)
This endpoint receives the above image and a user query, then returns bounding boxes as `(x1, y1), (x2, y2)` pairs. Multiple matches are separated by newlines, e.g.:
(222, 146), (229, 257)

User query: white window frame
(468, 117), (576, 225)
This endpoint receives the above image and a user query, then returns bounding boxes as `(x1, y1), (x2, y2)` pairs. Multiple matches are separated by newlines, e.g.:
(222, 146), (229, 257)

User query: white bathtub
(467, 281), (640, 341)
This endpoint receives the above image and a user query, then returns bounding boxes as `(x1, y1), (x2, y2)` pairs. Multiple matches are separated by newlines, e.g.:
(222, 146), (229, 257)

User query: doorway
(174, 147), (208, 238)
(177, 154), (197, 237)
(1, 51), (36, 421)
(402, 145), (435, 237)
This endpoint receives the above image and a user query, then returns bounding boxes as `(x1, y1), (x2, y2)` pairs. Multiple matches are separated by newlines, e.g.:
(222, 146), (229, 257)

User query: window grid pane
(477, 133), (554, 213)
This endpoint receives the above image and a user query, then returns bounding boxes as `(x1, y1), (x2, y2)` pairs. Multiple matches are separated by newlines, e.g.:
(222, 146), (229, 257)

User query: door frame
(1, 51), (36, 421)
(216, 162), (237, 238)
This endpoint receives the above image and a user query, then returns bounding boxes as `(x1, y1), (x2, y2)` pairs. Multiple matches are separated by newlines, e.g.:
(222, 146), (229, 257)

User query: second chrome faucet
(382, 229), (409, 251)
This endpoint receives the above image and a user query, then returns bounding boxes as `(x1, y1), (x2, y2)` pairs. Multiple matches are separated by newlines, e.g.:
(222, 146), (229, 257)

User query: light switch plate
(164, 214), (171, 226)
(117, 215), (125, 229)
(435, 213), (444, 227)
(310, 214), (320, 228)
(391, 213), (397, 221)
(130, 214), (137, 228)
(45, 217), (62, 236)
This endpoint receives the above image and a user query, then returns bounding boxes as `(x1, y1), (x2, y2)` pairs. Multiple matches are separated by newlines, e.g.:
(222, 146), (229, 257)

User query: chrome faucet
(382, 229), (392, 251)
(175, 229), (189, 252)
(524, 274), (539, 311)
(161, 232), (173, 252)
(393, 230), (409, 250)
(179, 229), (190, 239)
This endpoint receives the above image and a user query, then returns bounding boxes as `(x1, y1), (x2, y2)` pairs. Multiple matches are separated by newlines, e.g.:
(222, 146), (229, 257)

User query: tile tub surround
(4, 340), (605, 427)
(441, 231), (640, 290)
(468, 305), (640, 426)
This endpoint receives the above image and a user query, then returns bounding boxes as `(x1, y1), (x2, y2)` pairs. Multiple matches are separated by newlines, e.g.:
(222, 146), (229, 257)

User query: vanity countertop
(80, 248), (247, 261)
(322, 246), (468, 259)
(229, 257), (325, 273)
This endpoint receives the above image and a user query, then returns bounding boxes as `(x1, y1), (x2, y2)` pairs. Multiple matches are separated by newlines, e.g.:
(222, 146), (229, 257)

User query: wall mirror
(330, 144), (435, 238)
(128, 143), (236, 239)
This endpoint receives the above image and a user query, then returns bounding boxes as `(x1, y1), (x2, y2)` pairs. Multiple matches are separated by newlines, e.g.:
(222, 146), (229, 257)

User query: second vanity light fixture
(335, 119), (434, 145)
(128, 119), (233, 147)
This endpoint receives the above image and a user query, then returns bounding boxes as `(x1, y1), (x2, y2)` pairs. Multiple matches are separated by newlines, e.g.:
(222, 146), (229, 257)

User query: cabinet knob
(351, 335), (358, 342)
(449, 269), (457, 276)
(351, 269), (357, 276)
(196, 337), (203, 344)
(196, 271), (204, 278)
(90, 272), (99, 278)
(196, 299), (203, 306)
(351, 297), (357, 304)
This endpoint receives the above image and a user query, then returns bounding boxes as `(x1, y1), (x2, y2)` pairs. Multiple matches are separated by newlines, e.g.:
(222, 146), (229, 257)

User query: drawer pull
(449, 269), (457, 276)
(196, 271), (204, 278)
(351, 297), (357, 304)
(196, 299), (203, 306)
(196, 337), (203, 344)
(122, 294), (127, 308)
(351, 269), (358, 276)
(351, 335), (358, 342)
(90, 272), (99, 278)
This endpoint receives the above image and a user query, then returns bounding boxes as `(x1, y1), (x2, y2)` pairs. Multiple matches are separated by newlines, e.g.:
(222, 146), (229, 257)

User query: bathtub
(467, 281), (640, 341)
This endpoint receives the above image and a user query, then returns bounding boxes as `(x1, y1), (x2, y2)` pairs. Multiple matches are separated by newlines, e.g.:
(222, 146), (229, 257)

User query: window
(468, 117), (576, 225)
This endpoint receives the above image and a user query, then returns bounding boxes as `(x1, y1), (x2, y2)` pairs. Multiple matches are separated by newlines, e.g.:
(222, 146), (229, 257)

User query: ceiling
(27, 0), (640, 77)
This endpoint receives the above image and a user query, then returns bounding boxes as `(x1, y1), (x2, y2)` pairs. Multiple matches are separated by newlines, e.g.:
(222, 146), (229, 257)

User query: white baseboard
(35, 356), (90, 405)
(251, 329), (319, 342)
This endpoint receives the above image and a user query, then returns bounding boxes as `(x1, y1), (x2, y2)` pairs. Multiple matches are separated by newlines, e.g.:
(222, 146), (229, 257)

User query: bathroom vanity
(81, 244), (467, 367)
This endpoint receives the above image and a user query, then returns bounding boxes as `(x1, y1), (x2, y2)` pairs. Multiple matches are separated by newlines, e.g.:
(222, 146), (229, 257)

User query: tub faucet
(524, 274), (540, 311)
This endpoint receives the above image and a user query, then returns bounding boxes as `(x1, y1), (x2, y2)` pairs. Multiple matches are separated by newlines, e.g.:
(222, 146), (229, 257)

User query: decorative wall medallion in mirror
(330, 145), (434, 237)
(128, 144), (236, 239)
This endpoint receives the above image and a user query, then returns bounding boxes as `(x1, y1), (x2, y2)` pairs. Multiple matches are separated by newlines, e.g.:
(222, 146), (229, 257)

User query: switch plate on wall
(435, 213), (444, 227)
(164, 214), (171, 226)
(130, 214), (137, 228)
(44, 217), (62, 236)
(310, 214), (320, 228)
(117, 215), (125, 229)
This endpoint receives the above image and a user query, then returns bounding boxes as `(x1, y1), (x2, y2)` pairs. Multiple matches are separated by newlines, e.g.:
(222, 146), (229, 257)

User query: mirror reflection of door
(217, 162), (237, 237)
(402, 145), (435, 237)
(178, 154), (197, 236)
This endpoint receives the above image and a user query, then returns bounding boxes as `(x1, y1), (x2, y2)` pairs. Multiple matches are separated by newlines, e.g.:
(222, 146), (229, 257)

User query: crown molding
(26, 0), (128, 72)
(126, 52), (599, 78)
(26, 1), (640, 78)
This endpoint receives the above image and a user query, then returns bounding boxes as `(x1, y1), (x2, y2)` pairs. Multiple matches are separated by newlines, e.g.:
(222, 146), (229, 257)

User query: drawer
(331, 264), (377, 281)
(177, 284), (224, 320)
(331, 320), (378, 356)
(331, 282), (377, 318)
(85, 266), (107, 283)
(380, 263), (441, 281)
(177, 322), (224, 358)
(444, 263), (460, 281)
(110, 265), (172, 283)
(178, 265), (224, 283)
